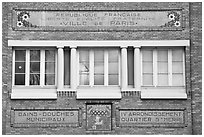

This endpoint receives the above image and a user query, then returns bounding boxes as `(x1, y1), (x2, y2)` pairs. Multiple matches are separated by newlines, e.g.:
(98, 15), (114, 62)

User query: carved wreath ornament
(17, 11), (37, 28)
(163, 11), (181, 27)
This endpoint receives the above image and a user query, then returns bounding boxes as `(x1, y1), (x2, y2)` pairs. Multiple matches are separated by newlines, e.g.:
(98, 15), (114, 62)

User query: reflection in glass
(15, 74), (25, 85)
(30, 50), (40, 61)
(142, 50), (153, 61)
(45, 62), (55, 73)
(108, 50), (118, 62)
(158, 74), (168, 86)
(79, 50), (89, 85)
(172, 62), (183, 73)
(30, 62), (40, 73)
(108, 62), (118, 74)
(94, 75), (104, 85)
(143, 74), (153, 85)
(127, 48), (134, 85)
(64, 49), (70, 85)
(45, 50), (55, 61)
(30, 74), (40, 85)
(109, 75), (118, 85)
(45, 74), (55, 85)
(172, 74), (183, 86)
(94, 63), (104, 74)
(15, 50), (26, 61)
(158, 62), (168, 73)
(45, 50), (55, 85)
(143, 62), (153, 73)
(157, 50), (168, 61)
(15, 62), (25, 73)
(172, 49), (183, 61)
(80, 74), (89, 85)
(15, 50), (26, 85)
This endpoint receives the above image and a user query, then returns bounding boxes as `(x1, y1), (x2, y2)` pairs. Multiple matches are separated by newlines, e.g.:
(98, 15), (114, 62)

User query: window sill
(11, 88), (57, 99)
(76, 88), (121, 99)
(141, 87), (187, 99)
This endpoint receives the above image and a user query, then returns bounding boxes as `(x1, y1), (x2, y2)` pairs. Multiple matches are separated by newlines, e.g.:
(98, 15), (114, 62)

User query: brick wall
(2, 2), (201, 135)
(189, 2), (202, 135)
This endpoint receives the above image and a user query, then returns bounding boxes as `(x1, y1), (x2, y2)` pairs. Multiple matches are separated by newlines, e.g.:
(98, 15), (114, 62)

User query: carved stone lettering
(13, 110), (79, 125)
(119, 110), (185, 126)
(14, 10), (182, 30)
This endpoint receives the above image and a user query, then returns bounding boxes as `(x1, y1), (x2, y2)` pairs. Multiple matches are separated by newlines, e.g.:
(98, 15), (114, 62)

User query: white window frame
(77, 48), (121, 87)
(141, 47), (185, 87)
(8, 40), (189, 99)
(11, 47), (57, 99)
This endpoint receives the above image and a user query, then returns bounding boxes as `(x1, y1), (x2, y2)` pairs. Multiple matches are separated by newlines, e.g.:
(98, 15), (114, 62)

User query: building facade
(2, 2), (202, 135)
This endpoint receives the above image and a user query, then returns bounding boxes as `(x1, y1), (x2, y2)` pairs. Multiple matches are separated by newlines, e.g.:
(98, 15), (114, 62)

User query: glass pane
(108, 50), (118, 62)
(158, 74), (168, 86)
(80, 63), (89, 73)
(30, 62), (40, 73)
(30, 50), (40, 61)
(94, 50), (104, 62)
(158, 62), (168, 73)
(109, 75), (118, 85)
(45, 62), (55, 73)
(79, 50), (89, 62)
(15, 62), (25, 73)
(142, 50), (153, 61)
(15, 74), (25, 85)
(80, 74), (89, 85)
(157, 50), (168, 61)
(94, 75), (104, 85)
(128, 48), (134, 85)
(45, 74), (55, 85)
(172, 49), (183, 61)
(15, 50), (26, 61)
(45, 50), (55, 61)
(143, 74), (153, 85)
(143, 62), (153, 73)
(172, 62), (183, 73)
(30, 74), (40, 85)
(172, 74), (183, 86)
(64, 49), (70, 85)
(109, 62), (118, 74)
(94, 63), (104, 74)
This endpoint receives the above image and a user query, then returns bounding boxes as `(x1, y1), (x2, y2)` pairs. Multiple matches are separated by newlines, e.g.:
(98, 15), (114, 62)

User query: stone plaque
(13, 10), (182, 31)
(86, 104), (111, 131)
(119, 109), (185, 127)
(12, 109), (79, 127)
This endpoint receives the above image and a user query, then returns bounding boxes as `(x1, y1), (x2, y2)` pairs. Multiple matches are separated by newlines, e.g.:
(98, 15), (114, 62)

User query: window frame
(141, 47), (185, 87)
(12, 47), (57, 88)
(77, 48), (121, 87)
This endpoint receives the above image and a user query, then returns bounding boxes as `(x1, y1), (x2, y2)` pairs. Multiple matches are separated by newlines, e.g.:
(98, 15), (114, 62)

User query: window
(64, 48), (70, 85)
(142, 47), (185, 87)
(79, 48), (119, 86)
(127, 47), (134, 86)
(14, 49), (56, 86)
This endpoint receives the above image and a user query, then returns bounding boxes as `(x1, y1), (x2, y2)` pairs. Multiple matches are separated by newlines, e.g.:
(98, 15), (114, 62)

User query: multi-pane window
(142, 49), (153, 85)
(108, 50), (119, 85)
(30, 50), (40, 85)
(14, 49), (56, 86)
(142, 47), (185, 86)
(15, 50), (26, 85)
(79, 48), (119, 86)
(45, 50), (55, 85)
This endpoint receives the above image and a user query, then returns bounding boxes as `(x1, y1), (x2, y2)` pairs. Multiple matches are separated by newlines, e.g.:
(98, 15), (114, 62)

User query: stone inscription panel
(119, 109), (185, 127)
(13, 10), (182, 31)
(13, 109), (79, 127)
(86, 104), (112, 131)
